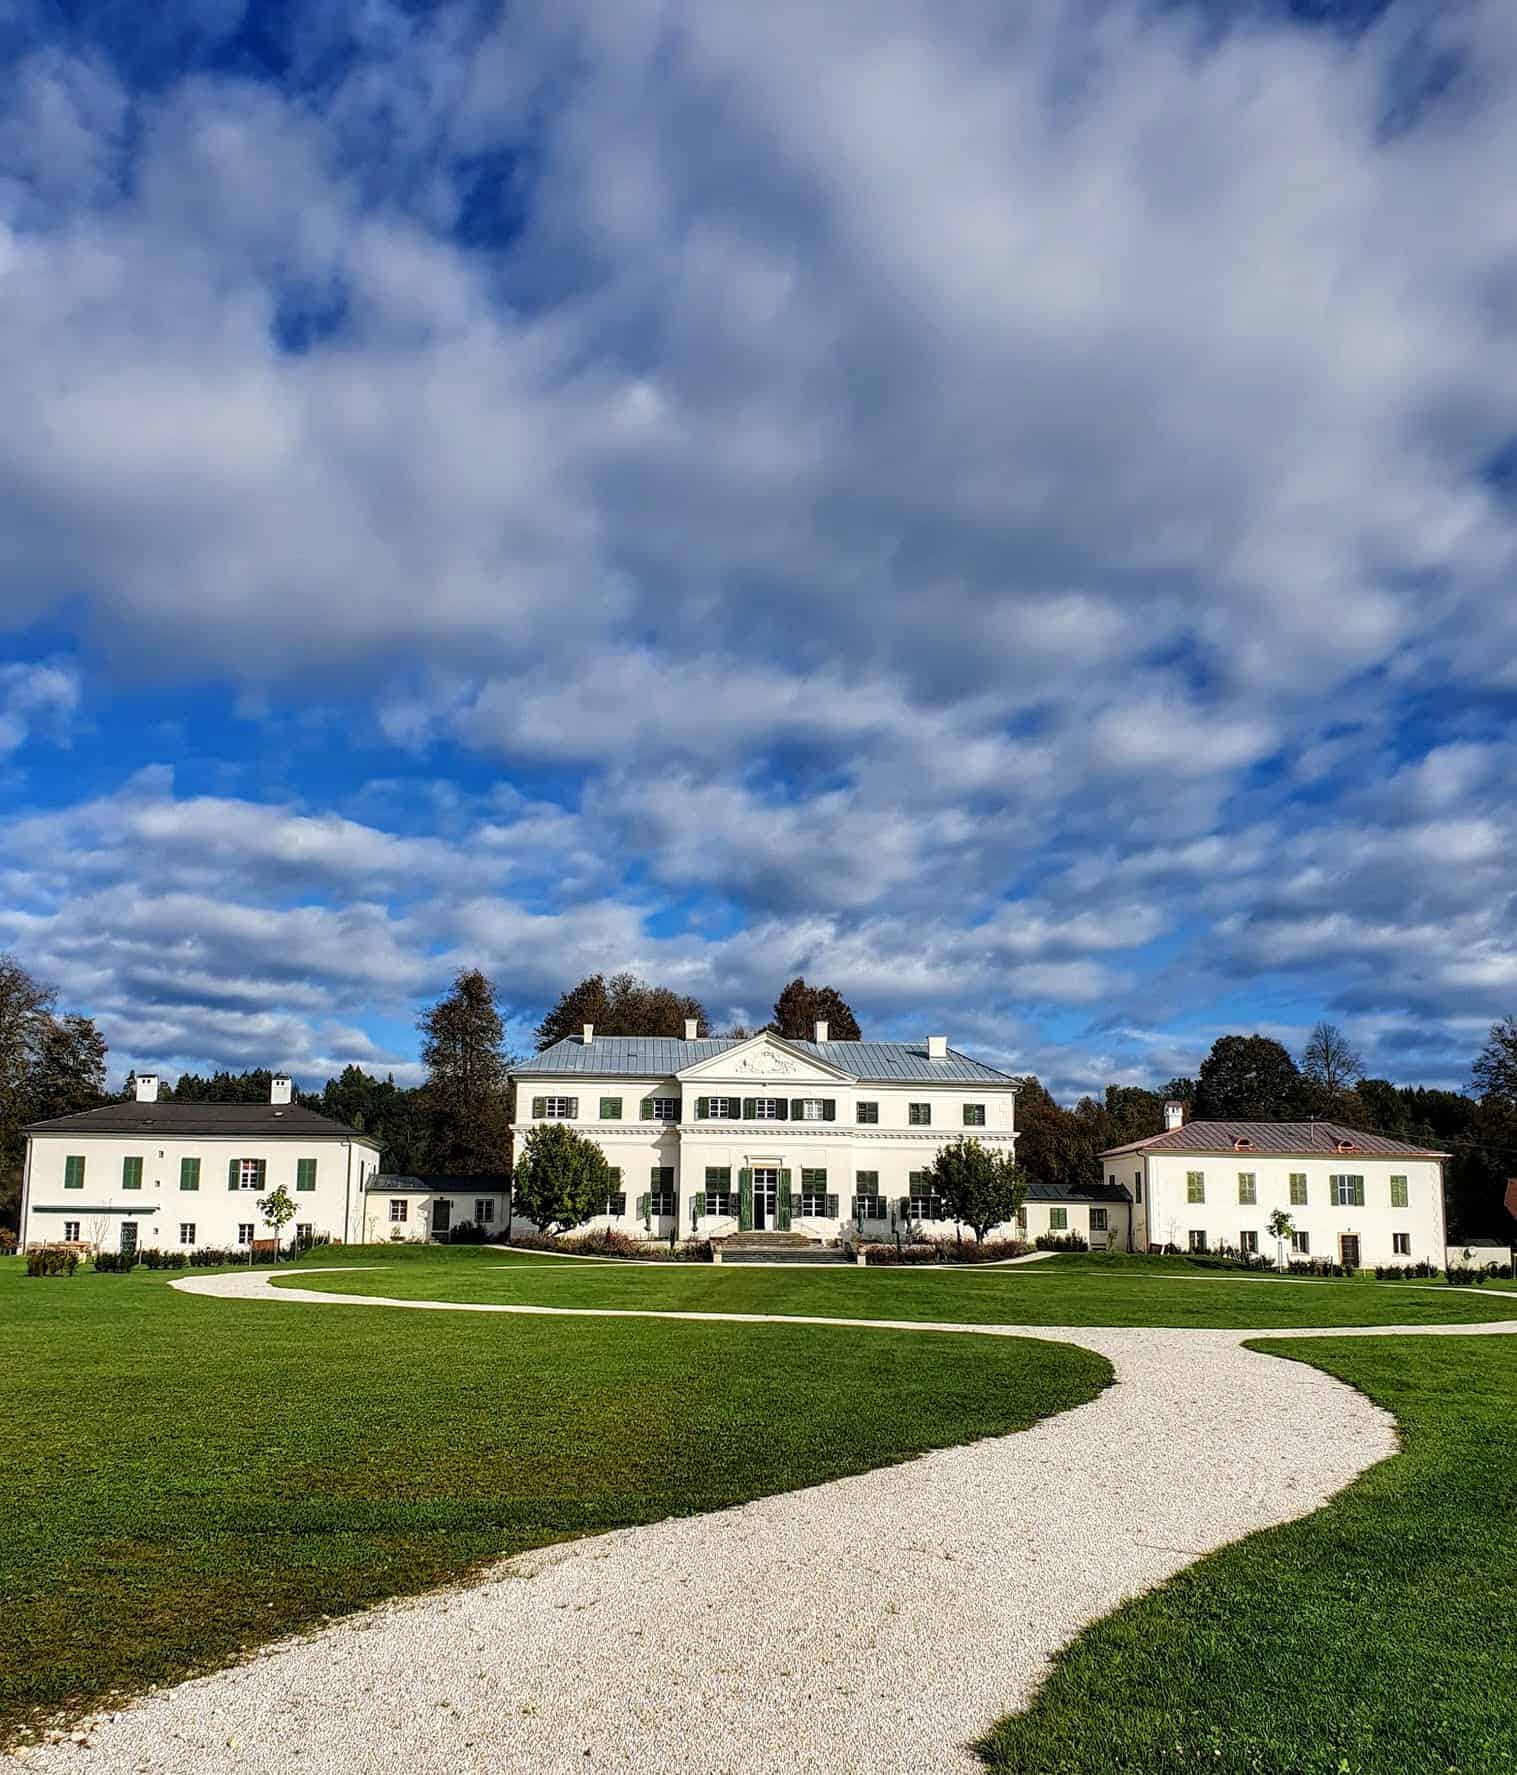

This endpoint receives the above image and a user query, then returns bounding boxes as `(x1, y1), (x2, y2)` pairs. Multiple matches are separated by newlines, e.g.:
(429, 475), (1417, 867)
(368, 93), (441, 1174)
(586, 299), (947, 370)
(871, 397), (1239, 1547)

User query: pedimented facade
(511, 1026), (1023, 1243)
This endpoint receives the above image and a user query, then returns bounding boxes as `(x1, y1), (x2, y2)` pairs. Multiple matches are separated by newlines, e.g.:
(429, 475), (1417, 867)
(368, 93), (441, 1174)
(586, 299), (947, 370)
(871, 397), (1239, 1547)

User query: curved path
(28, 1270), (1517, 1775)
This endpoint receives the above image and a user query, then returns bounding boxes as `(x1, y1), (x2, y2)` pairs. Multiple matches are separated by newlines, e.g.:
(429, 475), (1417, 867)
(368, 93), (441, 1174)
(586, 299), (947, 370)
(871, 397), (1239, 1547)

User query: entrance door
(752, 1169), (778, 1231)
(120, 1221), (138, 1256)
(431, 1198), (452, 1239)
(1340, 1234), (1361, 1271)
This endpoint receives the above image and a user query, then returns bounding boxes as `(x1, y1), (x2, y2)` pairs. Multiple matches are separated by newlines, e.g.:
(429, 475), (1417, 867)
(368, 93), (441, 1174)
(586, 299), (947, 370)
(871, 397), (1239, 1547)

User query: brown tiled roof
(1100, 1120), (1449, 1161)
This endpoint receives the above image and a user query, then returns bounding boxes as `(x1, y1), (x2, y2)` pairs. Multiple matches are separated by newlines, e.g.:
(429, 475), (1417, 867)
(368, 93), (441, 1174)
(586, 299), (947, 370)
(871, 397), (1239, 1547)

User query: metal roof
(1024, 1178), (1132, 1204)
(512, 1036), (1017, 1085)
(23, 1101), (380, 1142)
(1100, 1120), (1449, 1160)
(369, 1173), (511, 1194)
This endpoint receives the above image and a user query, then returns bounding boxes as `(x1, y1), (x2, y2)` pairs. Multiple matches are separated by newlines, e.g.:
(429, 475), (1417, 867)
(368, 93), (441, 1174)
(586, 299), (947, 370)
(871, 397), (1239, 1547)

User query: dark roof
(1100, 1120), (1449, 1160)
(369, 1173), (511, 1194)
(24, 1101), (380, 1142)
(513, 1035), (1017, 1085)
(1025, 1178), (1132, 1204)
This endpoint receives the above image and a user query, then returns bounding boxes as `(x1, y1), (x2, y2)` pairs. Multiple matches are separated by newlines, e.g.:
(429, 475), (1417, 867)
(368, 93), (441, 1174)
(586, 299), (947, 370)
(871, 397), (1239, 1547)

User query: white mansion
(508, 1024), (1046, 1244)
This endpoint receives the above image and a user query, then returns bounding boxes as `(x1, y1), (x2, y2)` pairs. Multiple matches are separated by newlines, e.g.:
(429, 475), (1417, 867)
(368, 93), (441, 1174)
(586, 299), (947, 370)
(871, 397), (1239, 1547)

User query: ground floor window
(1240, 1230), (1258, 1254)
(179, 1222), (196, 1245)
(389, 1199), (408, 1222)
(907, 1174), (946, 1220)
(1188, 1229), (1208, 1253)
(1049, 1206), (1068, 1231)
(296, 1223), (312, 1246)
(64, 1220), (80, 1242)
(237, 1223), (254, 1246)
(649, 1192), (677, 1216)
(475, 1199), (496, 1223)
(798, 1168), (830, 1216)
(1291, 1230), (1311, 1255)
(704, 1167), (733, 1215)
(1393, 1231), (1411, 1256)
(1089, 1208), (1108, 1232)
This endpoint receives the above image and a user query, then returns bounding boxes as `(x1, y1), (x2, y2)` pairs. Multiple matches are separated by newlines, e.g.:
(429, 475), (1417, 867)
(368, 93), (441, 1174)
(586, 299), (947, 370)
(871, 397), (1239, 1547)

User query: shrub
(1035, 1233), (1089, 1253)
(26, 1245), (78, 1277)
(1374, 1261), (1440, 1281)
(92, 1249), (138, 1273)
(861, 1241), (940, 1266)
(925, 1236), (1029, 1265)
(447, 1220), (492, 1245)
(0, 1228), (17, 1255)
(1445, 1265), (1484, 1287)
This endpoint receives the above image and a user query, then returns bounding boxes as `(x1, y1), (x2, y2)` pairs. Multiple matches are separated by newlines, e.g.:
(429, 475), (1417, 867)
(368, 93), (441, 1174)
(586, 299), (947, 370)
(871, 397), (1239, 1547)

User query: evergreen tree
(419, 969), (511, 1175)
(767, 978), (863, 1042)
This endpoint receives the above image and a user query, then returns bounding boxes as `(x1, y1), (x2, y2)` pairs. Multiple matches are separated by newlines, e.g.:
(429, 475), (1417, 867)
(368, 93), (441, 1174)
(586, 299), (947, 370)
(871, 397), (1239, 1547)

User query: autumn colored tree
(768, 978), (863, 1042)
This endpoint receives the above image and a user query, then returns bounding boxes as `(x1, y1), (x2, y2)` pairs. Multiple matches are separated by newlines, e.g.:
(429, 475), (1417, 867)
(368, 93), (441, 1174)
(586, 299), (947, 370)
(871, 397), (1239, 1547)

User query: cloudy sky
(2, 0), (1514, 1098)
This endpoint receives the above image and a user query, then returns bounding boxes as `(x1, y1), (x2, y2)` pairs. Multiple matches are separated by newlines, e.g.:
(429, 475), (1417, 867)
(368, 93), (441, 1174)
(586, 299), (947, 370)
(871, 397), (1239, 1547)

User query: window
(701, 1096), (738, 1119)
(296, 1158), (317, 1192)
(648, 1097), (679, 1122)
(649, 1166), (676, 1215)
(475, 1199), (495, 1223)
(1089, 1208), (1108, 1232)
(64, 1220), (81, 1242)
(1291, 1229), (1311, 1255)
(962, 1102), (986, 1126)
(1134, 1175), (1143, 1204)
(854, 1172), (885, 1219)
(295, 1223), (313, 1246)
(856, 1101), (878, 1124)
(389, 1199), (408, 1223)
(179, 1222), (196, 1245)
(233, 1158), (267, 1191)
(64, 1155), (85, 1189)
(1289, 1173), (1308, 1206)
(704, 1167), (733, 1215)
(237, 1223), (255, 1246)
(1240, 1230), (1258, 1254)
(1392, 1231), (1411, 1256)
(1049, 1206), (1068, 1231)
(1238, 1172), (1256, 1205)
(541, 1096), (577, 1120)
(752, 1097), (784, 1120)
(908, 1102), (931, 1125)
(798, 1169), (830, 1216)
(1188, 1229), (1208, 1253)
(1186, 1170), (1205, 1204)
(179, 1157), (200, 1192)
(1330, 1174), (1365, 1208)
(1390, 1174), (1409, 1209)
(122, 1156), (143, 1191)
(599, 1096), (623, 1120)
(908, 1172), (945, 1219)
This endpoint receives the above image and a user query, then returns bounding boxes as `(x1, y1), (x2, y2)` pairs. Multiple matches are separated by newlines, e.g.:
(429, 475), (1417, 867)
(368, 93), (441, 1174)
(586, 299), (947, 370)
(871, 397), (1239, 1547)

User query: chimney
(270, 1075), (293, 1106)
(1164, 1100), (1185, 1132)
(684, 1018), (698, 1040)
(582, 1023), (594, 1044)
(815, 1019), (829, 1043)
(135, 1074), (159, 1104)
(927, 1035), (947, 1060)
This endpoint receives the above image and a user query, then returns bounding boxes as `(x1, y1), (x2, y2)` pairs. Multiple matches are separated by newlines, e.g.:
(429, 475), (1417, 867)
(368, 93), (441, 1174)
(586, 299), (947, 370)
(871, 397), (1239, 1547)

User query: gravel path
(23, 1269), (1515, 1775)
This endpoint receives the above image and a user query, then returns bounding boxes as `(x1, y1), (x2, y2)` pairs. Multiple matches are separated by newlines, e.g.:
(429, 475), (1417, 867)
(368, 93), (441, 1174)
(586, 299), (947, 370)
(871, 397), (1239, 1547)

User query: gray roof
(1025, 1178), (1132, 1204)
(24, 1101), (380, 1142)
(369, 1173), (511, 1194)
(512, 1036), (1017, 1085)
(1100, 1120), (1449, 1160)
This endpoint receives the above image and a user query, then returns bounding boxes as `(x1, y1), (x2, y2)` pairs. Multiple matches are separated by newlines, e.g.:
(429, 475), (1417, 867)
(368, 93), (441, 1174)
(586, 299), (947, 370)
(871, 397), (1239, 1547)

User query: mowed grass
(279, 1243), (1517, 1328)
(1, 1259), (1107, 1741)
(980, 1335), (1517, 1775)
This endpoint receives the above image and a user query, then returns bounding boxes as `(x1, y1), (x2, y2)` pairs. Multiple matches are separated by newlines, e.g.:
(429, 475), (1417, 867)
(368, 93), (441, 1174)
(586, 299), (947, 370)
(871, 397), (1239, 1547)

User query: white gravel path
(21, 1269), (1517, 1775)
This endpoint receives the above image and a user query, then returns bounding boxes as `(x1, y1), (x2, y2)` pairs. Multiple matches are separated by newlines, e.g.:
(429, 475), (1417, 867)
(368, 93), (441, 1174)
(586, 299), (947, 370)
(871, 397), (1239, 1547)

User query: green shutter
(641, 1098), (654, 1120)
(825, 1193), (839, 1218)
(777, 1169), (792, 1231)
(180, 1157), (200, 1192)
(742, 1097), (756, 1119)
(599, 1097), (622, 1120)
(790, 1098), (805, 1120)
(738, 1168), (753, 1231)
(692, 1191), (706, 1219)
(532, 1096), (546, 1119)
(776, 1099), (789, 1120)
(122, 1156), (142, 1190)
(638, 1192), (651, 1229)
(229, 1158), (240, 1191)
(697, 1097), (709, 1119)
(256, 1159), (267, 1189)
(296, 1158), (317, 1192)
(64, 1155), (85, 1189)
(823, 1099), (836, 1121)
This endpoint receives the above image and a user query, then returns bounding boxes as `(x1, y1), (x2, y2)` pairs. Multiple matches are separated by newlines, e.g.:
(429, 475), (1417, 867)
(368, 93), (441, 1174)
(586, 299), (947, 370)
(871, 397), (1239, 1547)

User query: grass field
(1, 1256), (1106, 1741)
(276, 1243), (1517, 1328)
(979, 1335), (1517, 1775)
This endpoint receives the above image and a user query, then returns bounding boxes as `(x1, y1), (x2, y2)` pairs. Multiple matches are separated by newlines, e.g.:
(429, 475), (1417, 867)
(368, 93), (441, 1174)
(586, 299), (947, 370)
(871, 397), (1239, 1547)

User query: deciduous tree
(1301, 1021), (1364, 1112)
(1473, 1015), (1517, 1106)
(534, 972), (709, 1049)
(768, 979), (863, 1042)
(1193, 1034), (1305, 1122)
(923, 1136), (1027, 1242)
(511, 1123), (613, 1234)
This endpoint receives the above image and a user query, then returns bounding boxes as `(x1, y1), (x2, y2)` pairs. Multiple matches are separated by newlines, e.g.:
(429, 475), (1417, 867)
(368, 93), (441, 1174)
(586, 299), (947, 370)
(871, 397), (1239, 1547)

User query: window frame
(475, 1198), (496, 1223)
(388, 1199), (408, 1223)
(179, 1222), (196, 1246)
(541, 1095), (577, 1120)
(752, 1097), (783, 1120)
(1240, 1229), (1259, 1254)
(798, 1168), (830, 1216)
(856, 1101), (879, 1124)
(179, 1157), (200, 1192)
(64, 1219), (81, 1242)
(1390, 1174), (1409, 1209)
(703, 1166), (734, 1216)
(63, 1155), (85, 1189)
(1188, 1229), (1208, 1254)
(1290, 1229), (1311, 1255)
(1289, 1172), (1308, 1206)
(1330, 1173), (1365, 1208)
(649, 1096), (680, 1122)
(1048, 1206), (1069, 1231)
(1186, 1170), (1205, 1204)
(237, 1223), (255, 1247)
(962, 1102), (986, 1127)
(121, 1156), (143, 1191)
(1089, 1207), (1108, 1232)
(798, 1098), (826, 1122)
(599, 1096), (623, 1120)
(908, 1102), (931, 1126)
(1392, 1231), (1411, 1256)
(1237, 1171), (1257, 1205)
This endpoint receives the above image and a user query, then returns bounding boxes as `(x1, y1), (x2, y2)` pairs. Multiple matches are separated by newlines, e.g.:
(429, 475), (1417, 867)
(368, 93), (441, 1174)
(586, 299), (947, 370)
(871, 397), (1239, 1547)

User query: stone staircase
(718, 1231), (851, 1266)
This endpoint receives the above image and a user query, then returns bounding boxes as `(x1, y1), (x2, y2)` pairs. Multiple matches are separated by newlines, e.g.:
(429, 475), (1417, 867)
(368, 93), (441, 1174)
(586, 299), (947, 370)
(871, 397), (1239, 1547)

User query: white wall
(359, 1187), (513, 1244)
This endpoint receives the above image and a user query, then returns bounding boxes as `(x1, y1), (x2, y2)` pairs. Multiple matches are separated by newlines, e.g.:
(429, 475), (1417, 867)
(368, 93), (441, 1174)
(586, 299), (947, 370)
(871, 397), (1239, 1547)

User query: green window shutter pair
(776, 1169), (793, 1232)
(1390, 1175), (1408, 1208)
(296, 1159), (317, 1192)
(962, 1103), (985, 1125)
(122, 1156), (143, 1190)
(1050, 1207), (1068, 1230)
(64, 1155), (85, 1189)
(738, 1168), (754, 1231)
(1186, 1171), (1205, 1203)
(856, 1169), (879, 1188)
(1289, 1173), (1308, 1205)
(1237, 1173), (1256, 1204)
(179, 1158), (200, 1192)
(599, 1097), (622, 1119)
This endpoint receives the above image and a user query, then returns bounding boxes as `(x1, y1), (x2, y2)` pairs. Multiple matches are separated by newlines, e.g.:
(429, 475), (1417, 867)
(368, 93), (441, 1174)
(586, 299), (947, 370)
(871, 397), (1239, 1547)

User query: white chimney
(135, 1074), (159, 1104)
(1164, 1100), (1185, 1131)
(927, 1035), (947, 1060)
(684, 1018), (698, 1040)
(582, 1023), (594, 1044)
(270, 1075), (293, 1106)
(815, 1019), (829, 1043)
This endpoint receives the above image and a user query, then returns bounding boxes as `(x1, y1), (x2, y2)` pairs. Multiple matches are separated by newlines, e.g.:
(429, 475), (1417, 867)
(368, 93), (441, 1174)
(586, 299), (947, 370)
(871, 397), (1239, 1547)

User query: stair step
(722, 1247), (851, 1265)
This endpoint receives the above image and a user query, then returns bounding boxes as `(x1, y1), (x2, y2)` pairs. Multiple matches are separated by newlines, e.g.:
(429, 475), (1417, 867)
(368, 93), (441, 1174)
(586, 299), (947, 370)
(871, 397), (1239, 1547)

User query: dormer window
(1233, 1136), (1253, 1151)
(1336, 1139), (1359, 1154)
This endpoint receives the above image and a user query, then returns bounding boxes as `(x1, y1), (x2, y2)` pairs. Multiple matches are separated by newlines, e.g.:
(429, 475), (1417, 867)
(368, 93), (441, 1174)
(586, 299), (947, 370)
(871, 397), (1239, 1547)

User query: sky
(1, 0), (1515, 1100)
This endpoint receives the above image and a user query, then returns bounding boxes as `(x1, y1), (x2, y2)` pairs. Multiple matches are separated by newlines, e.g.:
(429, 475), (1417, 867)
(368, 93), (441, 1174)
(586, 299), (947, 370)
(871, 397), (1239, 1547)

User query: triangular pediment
(677, 1032), (856, 1085)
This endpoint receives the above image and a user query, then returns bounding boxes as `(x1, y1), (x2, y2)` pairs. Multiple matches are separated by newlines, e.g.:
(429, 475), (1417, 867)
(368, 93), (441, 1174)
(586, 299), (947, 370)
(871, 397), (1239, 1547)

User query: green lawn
(979, 1335), (1517, 1775)
(1, 1257), (1106, 1742)
(276, 1243), (1517, 1329)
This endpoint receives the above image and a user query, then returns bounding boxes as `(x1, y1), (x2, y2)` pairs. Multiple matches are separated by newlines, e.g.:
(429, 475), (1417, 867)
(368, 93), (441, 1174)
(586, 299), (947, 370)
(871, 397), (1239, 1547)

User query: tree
(1193, 1035), (1306, 1122)
(511, 1123), (612, 1234)
(534, 972), (709, 1049)
(767, 979), (863, 1042)
(1473, 1015), (1517, 1105)
(168, 1069), (287, 1104)
(316, 1066), (435, 1173)
(256, 1182), (296, 1259)
(1102, 1085), (1165, 1147)
(1268, 1207), (1294, 1269)
(1301, 1021), (1363, 1112)
(923, 1137), (1027, 1242)
(419, 969), (511, 1175)
(1012, 1077), (1110, 1196)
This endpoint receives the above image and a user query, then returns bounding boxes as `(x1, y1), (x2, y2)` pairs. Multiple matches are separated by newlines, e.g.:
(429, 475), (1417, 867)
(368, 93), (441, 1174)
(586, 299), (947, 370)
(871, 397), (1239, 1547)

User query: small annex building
(364, 1174), (512, 1243)
(19, 1073), (382, 1255)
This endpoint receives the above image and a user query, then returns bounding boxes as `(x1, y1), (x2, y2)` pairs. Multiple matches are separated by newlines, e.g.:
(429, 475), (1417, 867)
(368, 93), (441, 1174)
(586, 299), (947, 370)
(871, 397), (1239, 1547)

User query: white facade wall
(22, 1131), (381, 1253)
(1125, 1150), (1446, 1269)
(360, 1187), (512, 1244)
(1021, 1199), (1131, 1250)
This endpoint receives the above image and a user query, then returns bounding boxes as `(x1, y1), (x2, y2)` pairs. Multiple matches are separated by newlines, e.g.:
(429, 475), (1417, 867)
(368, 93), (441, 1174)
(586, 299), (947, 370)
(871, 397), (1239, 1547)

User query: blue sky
(2, 0), (1515, 1097)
